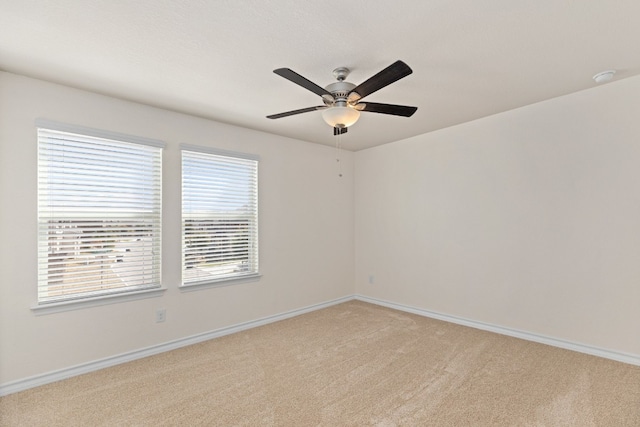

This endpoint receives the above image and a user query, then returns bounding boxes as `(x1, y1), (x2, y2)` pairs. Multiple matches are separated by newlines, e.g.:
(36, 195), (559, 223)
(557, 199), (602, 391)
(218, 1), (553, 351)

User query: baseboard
(4, 294), (637, 396)
(355, 294), (640, 367)
(0, 295), (353, 396)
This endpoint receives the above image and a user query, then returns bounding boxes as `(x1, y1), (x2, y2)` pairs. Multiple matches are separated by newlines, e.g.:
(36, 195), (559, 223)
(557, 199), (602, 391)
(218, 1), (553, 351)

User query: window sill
(31, 287), (167, 316)
(180, 273), (262, 292)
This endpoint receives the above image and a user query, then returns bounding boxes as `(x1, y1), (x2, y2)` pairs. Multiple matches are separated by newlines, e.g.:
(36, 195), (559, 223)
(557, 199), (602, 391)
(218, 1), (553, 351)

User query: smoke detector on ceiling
(592, 70), (616, 84)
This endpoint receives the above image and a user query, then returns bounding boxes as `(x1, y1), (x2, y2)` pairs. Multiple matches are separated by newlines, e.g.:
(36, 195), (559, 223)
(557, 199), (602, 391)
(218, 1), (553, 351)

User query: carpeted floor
(1, 300), (639, 426)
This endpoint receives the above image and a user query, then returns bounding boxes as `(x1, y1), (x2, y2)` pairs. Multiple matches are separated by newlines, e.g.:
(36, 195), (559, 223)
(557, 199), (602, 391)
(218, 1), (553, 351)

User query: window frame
(33, 119), (166, 313)
(180, 144), (260, 290)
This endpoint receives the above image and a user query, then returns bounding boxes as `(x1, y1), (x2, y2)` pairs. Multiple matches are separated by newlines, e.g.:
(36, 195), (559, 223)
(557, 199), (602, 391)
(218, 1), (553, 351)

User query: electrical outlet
(368, 275), (375, 284)
(155, 308), (166, 323)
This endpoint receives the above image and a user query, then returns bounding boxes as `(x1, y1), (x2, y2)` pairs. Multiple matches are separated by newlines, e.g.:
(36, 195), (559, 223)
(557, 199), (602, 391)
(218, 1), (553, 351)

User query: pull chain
(335, 131), (343, 177)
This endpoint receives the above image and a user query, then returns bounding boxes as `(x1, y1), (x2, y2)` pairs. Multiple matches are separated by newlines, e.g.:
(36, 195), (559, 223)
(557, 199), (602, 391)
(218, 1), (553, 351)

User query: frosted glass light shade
(322, 106), (360, 128)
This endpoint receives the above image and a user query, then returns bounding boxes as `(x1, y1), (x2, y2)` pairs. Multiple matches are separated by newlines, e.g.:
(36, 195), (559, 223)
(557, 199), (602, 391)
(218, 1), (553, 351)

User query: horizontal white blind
(37, 128), (162, 304)
(182, 149), (258, 285)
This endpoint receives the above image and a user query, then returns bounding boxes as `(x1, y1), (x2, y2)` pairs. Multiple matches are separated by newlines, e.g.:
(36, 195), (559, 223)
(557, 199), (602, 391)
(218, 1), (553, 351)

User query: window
(181, 145), (259, 287)
(37, 121), (163, 304)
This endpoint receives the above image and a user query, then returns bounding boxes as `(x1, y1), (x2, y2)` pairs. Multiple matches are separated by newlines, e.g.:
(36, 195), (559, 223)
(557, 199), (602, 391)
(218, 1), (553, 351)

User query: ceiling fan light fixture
(321, 106), (360, 128)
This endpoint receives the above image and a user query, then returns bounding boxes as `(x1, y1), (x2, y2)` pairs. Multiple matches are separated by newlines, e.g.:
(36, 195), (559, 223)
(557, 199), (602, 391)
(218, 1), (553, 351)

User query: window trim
(178, 274), (261, 293)
(31, 287), (167, 315)
(179, 143), (259, 162)
(180, 144), (260, 289)
(35, 119), (165, 308)
(35, 119), (165, 149)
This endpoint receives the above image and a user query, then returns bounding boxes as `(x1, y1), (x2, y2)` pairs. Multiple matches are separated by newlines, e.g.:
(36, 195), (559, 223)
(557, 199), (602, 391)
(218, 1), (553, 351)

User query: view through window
(37, 125), (163, 304)
(181, 147), (259, 286)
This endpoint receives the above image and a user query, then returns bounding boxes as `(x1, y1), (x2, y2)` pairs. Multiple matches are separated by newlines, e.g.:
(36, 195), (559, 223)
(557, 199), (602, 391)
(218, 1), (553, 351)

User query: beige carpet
(1, 300), (639, 426)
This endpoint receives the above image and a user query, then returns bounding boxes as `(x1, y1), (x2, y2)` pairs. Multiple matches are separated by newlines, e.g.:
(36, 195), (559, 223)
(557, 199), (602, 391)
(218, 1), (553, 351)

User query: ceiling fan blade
(273, 68), (335, 100)
(266, 106), (327, 119)
(354, 102), (417, 117)
(348, 61), (413, 102)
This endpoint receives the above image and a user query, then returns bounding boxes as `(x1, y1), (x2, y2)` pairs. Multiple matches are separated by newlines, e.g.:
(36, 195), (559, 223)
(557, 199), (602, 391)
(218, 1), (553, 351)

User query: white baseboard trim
(355, 294), (640, 367)
(4, 294), (638, 396)
(0, 295), (353, 397)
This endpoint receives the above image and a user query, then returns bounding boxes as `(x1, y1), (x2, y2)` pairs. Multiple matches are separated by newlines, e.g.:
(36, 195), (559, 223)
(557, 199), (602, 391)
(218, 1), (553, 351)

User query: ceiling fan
(267, 60), (418, 135)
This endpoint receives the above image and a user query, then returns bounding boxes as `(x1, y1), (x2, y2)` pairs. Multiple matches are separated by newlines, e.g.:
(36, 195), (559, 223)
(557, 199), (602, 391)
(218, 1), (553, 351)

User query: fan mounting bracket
(332, 67), (351, 82)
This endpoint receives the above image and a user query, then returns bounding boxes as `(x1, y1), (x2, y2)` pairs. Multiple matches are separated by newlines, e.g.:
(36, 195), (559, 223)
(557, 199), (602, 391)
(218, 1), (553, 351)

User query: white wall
(355, 74), (640, 357)
(0, 72), (354, 385)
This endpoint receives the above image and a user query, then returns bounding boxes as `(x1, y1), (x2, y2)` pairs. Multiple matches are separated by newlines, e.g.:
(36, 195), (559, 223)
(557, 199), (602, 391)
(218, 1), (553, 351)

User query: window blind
(181, 148), (258, 286)
(37, 127), (163, 304)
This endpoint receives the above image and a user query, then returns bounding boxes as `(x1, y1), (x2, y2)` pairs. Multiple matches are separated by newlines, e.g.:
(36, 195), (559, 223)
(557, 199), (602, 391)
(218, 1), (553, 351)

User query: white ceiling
(1, 1), (639, 151)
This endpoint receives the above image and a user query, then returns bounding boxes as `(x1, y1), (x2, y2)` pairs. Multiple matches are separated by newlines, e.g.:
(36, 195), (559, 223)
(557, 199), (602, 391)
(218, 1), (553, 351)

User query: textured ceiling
(1, 1), (639, 151)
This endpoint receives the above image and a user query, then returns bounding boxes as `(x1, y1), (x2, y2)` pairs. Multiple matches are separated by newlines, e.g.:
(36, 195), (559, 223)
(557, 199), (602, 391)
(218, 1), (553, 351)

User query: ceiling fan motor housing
(324, 81), (356, 106)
